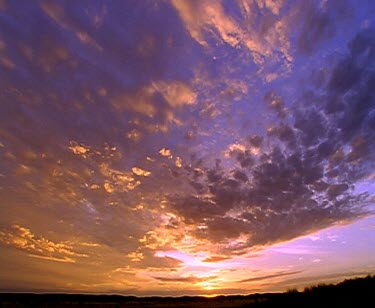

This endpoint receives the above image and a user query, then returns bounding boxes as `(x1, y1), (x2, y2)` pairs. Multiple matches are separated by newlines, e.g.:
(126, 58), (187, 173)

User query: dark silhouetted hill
(0, 275), (374, 307)
(245, 274), (375, 308)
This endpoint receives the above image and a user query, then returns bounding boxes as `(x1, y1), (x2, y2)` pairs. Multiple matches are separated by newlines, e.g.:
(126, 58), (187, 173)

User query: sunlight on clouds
(112, 87), (157, 117)
(103, 182), (115, 193)
(14, 164), (33, 175)
(100, 163), (141, 192)
(225, 143), (246, 158)
(199, 280), (217, 291)
(219, 80), (249, 102)
(1, 0), (375, 296)
(175, 156), (182, 168)
(0, 225), (91, 263)
(170, 0), (208, 47)
(0, 56), (15, 69)
(132, 167), (151, 177)
(138, 212), (206, 253)
(97, 87), (107, 97)
(152, 81), (197, 108)
(126, 129), (142, 142)
(39, 44), (70, 73)
(140, 229), (179, 251)
(155, 250), (203, 268)
(227, 143), (246, 153)
(68, 141), (90, 157)
(40, 1), (102, 51)
(127, 251), (144, 262)
(75, 31), (102, 51)
(171, 0), (240, 48)
(111, 80), (196, 131)
(172, 0), (292, 69)
(79, 242), (101, 247)
(265, 72), (279, 82)
(159, 147), (172, 157)
(256, 0), (284, 15)
(151, 249), (254, 292)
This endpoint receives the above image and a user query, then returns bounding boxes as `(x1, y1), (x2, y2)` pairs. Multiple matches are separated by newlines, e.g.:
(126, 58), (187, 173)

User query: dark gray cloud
(295, 0), (351, 54)
(264, 92), (287, 119)
(167, 27), (375, 253)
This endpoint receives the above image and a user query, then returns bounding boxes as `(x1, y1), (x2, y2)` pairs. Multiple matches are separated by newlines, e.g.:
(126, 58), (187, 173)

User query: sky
(0, 0), (375, 296)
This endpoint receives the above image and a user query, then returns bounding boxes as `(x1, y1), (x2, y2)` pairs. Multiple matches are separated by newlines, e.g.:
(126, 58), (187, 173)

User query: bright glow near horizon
(0, 0), (375, 296)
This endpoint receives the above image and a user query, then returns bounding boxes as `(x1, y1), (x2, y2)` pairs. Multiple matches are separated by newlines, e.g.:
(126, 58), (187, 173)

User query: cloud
(171, 0), (292, 69)
(68, 141), (90, 157)
(0, 0), (374, 295)
(111, 86), (157, 117)
(277, 269), (375, 291)
(0, 225), (91, 263)
(202, 255), (231, 263)
(166, 27), (375, 253)
(127, 251), (144, 262)
(159, 148), (172, 157)
(100, 162), (141, 193)
(239, 270), (303, 283)
(152, 81), (197, 108)
(132, 167), (151, 177)
(264, 92), (287, 118)
(175, 156), (182, 168)
(295, 2), (335, 54)
(111, 80), (196, 134)
(40, 1), (102, 51)
(294, 0), (352, 54)
(152, 274), (217, 284)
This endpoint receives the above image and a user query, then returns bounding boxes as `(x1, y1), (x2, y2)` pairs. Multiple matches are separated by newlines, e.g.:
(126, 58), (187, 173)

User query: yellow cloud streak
(0, 225), (94, 263)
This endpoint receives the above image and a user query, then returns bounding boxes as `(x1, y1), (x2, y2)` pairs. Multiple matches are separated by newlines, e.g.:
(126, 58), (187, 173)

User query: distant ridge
(1, 275), (374, 307)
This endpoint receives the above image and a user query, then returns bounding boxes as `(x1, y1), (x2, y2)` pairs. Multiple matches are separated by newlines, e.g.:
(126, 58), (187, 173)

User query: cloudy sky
(1, 0), (375, 296)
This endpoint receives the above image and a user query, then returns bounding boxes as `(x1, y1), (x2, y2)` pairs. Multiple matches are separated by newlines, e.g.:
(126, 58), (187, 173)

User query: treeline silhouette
(0, 275), (374, 307)
(247, 274), (375, 308)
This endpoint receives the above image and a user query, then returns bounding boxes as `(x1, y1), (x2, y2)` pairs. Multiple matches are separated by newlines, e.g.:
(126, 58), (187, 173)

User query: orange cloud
(40, 1), (102, 51)
(68, 141), (90, 157)
(100, 163), (141, 193)
(132, 167), (151, 177)
(172, 0), (292, 70)
(152, 81), (197, 108)
(112, 80), (196, 116)
(159, 148), (172, 157)
(0, 225), (90, 263)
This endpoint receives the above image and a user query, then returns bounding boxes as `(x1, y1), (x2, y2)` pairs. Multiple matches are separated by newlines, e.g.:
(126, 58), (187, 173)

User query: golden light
(200, 281), (215, 291)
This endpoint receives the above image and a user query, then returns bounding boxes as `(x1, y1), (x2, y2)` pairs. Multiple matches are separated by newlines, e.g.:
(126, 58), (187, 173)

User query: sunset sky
(1, 0), (375, 296)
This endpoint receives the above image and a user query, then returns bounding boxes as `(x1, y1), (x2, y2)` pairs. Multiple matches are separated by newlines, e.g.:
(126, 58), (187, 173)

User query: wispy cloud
(171, 0), (293, 74)
(239, 270), (303, 283)
(0, 225), (93, 263)
(153, 274), (217, 284)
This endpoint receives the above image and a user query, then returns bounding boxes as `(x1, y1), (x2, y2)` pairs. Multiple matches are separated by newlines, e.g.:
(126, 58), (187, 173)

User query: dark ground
(1, 275), (374, 307)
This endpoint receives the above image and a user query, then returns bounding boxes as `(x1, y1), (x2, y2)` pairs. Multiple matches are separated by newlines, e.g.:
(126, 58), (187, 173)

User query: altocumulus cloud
(167, 27), (375, 254)
(0, 0), (374, 294)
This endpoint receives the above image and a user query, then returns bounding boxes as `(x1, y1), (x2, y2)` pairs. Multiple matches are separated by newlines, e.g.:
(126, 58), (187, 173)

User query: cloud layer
(0, 0), (374, 295)
(167, 27), (375, 254)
